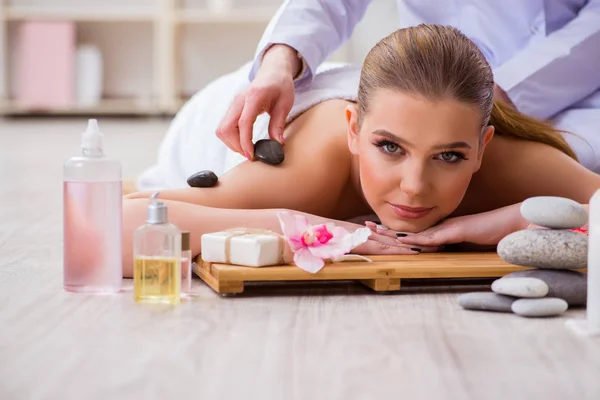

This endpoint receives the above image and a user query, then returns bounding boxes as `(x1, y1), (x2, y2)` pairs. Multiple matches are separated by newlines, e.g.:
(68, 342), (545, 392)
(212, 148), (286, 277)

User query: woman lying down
(124, 24), (599, 276)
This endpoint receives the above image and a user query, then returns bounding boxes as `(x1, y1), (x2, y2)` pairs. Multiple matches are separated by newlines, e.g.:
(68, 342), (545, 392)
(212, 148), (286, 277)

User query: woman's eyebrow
(371, 129), (472, 150)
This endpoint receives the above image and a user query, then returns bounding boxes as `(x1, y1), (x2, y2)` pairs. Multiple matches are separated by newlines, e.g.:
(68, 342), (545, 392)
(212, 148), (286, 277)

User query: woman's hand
(351, 230), (425, 255)
(392, 203), (528, 249)
(351, 224), (442, 255)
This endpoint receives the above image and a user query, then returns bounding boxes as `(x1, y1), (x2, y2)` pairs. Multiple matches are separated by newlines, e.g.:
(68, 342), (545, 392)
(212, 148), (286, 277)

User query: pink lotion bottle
(63, 119), (123, 293)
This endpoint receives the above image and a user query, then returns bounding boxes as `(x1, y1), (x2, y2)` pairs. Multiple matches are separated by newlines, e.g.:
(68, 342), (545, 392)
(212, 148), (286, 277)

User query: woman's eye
(383, 143), (400, 154)
(437, 152), (461, 163)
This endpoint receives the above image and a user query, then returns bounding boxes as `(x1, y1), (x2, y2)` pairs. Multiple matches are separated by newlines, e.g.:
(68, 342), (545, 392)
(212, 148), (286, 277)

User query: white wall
(179, 0), (399, 97)
(348, 0), (399, 64)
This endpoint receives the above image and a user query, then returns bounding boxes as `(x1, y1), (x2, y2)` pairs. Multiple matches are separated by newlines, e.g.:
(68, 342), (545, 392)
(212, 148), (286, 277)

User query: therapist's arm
(493, 0), (600, 120)
(249, 0), (372, 83)
(216, 0), (371, 160)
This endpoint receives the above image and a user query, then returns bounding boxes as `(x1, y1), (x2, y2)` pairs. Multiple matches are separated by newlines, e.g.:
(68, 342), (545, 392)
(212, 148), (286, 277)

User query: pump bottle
(63, 119), (122, 293)
(133, 193), (181, 304)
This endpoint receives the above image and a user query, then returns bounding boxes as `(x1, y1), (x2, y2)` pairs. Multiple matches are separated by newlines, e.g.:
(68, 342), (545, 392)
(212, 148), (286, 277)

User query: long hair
(357, 24), (577, 160)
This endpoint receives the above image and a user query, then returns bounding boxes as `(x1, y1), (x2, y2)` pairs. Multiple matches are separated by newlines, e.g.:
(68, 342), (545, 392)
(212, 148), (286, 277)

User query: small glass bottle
(63, 119), (122, 293)
(181, 231), (192, 296)
(133, 193), (181, 304)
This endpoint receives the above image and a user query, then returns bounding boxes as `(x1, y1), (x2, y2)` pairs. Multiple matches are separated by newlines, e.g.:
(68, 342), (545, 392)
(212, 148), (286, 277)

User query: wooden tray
(192, 252), (531, 295)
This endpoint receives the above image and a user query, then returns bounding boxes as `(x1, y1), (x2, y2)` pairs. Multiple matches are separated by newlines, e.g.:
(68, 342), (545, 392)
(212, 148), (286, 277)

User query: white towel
(137, 62), (362, 191)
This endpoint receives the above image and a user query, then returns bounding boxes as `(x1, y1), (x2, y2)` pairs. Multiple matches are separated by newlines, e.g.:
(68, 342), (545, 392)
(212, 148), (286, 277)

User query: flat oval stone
(497, 229), (587, 269)
(458, 292), (516, 312)
(520, 196), (587, 229)
(254, 139), (284, 165)
(187, 170), (218, 187)
(504, 269), (587, 306)
(511, 298), (568, 317)
(491, 277), (549, 298)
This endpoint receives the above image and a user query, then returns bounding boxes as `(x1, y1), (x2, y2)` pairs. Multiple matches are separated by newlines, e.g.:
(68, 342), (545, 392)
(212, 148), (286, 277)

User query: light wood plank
(201, 253), (532, 283)
(359, 278), (402, 291)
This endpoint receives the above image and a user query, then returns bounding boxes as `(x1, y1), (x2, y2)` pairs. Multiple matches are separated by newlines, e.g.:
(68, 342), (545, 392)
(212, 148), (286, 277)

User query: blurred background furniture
(0, 0), (398, 117)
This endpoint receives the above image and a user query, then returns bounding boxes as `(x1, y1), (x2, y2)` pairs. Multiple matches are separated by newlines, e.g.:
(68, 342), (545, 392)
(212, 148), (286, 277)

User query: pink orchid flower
(277, 212), (372, 273)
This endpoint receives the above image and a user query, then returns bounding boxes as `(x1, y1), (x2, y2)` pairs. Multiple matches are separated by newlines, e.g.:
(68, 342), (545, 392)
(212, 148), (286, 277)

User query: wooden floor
(1, 117), (599, 400)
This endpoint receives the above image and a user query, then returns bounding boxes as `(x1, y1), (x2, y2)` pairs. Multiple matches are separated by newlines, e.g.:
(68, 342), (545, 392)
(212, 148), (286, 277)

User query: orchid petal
(276, 211), (308, 239)
(294, 214), (310, 231)
(287, 237), (305, 252)
(293, 248), (325, 273)
(337, 227), (370, 252)
(308, 239), (350, 260)
(315, 227), (371, 259)
(333, 254), (373, 263)
(350, 227), (372, 248)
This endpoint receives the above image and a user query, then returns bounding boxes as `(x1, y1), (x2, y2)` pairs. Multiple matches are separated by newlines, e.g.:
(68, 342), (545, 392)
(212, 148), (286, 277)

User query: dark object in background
(254, 139), (285, 165)
(187, 170), (218, 187)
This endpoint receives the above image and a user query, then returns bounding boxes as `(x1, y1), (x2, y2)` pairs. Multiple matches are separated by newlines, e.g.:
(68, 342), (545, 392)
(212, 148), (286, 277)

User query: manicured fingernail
(411, 247), (421, 252)
(244, 151), (253, 161)
(396, 233), (408, 237)
(279, 134), (285, 144)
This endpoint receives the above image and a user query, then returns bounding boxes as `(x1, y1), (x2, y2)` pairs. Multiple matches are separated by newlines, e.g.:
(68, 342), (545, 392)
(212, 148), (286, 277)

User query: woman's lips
(388, 203), (434, 219)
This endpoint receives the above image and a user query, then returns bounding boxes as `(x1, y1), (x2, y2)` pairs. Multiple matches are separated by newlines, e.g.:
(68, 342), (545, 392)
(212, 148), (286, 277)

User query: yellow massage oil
(133, 192), (181, 304)
(134, 257), (180, 304)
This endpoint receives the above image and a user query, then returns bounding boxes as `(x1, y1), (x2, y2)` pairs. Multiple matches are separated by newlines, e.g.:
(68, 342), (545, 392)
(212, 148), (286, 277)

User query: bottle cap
(81, 119), (103, 152)
(181, 231), (190, 251)
(146, 192), (168, 224)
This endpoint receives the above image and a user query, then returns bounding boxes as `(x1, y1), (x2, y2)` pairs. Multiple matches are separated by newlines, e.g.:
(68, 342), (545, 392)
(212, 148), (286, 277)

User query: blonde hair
(357, 24), (577, 160)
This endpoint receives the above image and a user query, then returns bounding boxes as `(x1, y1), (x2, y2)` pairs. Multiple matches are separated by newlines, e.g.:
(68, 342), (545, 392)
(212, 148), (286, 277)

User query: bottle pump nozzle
(147, 192), (168, 224)
(81, 119), (103, 152)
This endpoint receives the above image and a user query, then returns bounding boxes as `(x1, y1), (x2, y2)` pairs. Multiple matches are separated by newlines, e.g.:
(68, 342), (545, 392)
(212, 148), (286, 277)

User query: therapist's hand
(216, 44), (300, 161)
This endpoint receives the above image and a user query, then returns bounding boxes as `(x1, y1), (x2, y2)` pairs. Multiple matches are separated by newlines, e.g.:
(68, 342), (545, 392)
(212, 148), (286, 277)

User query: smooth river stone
(491, 277), (548, 298)
(187, 170), (218, 187)
(254, 139), (284, 165)
(458, 292), (516, 312)
(511, 298), (568, 317)
(520, 196), (587, 229)
(503, 269), (587, 306)
(497, 229), (587, 269)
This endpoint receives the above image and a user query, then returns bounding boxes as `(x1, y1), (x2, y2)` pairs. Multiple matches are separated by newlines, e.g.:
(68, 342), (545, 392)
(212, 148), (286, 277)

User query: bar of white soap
(201, 230), (284, 267)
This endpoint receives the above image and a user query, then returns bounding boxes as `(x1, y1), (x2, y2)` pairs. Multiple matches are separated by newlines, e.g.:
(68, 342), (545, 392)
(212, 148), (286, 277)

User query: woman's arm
(127, 100), (353, 218)
(392, 201), (589, 249)
(123, 199), (353, 277)
(122, 199), (417, 277)
(250, 0), (372, 84)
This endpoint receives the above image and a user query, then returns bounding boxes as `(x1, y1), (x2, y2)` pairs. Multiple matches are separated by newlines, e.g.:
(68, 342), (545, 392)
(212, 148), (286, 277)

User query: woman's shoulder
(287, 63), (362, 125)
(285, 99), (354, 155)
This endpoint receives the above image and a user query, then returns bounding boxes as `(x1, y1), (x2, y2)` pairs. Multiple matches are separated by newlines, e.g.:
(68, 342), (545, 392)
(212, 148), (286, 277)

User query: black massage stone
(254, 139), (284, 165)
(187, 170), (218, 187)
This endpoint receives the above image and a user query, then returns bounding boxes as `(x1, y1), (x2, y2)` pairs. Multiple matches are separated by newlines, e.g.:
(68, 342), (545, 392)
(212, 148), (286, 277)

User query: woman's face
(346, 89), (494, 233)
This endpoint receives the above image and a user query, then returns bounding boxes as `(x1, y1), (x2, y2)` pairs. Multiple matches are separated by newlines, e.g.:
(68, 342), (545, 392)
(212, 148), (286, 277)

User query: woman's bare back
(126, 100), (368, 220)
(456, 132), (599, 216)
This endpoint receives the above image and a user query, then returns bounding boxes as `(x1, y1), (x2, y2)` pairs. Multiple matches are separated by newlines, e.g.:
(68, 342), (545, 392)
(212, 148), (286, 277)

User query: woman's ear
(346, 104), (360, 155)
(475, 125), (495, 170)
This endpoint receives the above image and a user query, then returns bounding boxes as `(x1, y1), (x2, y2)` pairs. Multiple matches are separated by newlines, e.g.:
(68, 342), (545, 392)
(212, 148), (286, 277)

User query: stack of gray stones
(459, 196), (589, 318)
